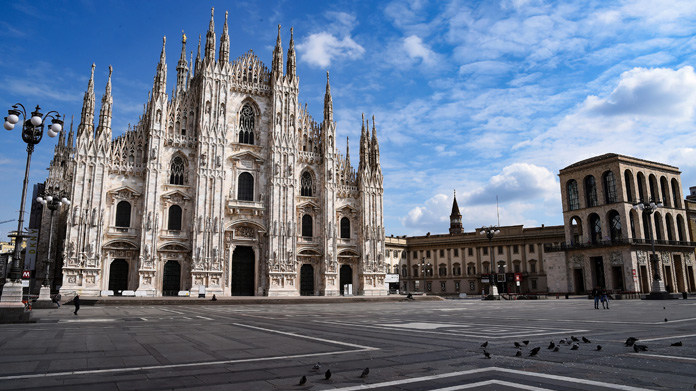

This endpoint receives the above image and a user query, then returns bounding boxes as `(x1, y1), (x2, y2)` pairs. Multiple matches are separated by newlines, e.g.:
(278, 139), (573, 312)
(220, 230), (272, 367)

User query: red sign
(632, 269), (637, 276)
(514, 273), (522, 282)
(22, 270), (30, 279)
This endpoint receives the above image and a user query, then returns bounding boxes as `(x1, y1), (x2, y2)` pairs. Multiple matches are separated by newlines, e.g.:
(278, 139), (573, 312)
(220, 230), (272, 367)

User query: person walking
(52, 293), (61, 308)
(592, 286), (600, 309)
(600, 287), (609, 309)
(73, 294), (80, 315)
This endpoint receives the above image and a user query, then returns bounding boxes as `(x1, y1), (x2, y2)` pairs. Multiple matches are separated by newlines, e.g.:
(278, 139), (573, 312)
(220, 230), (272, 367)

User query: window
(402, 265), (408, 277)
(660, 177), (670, 207)
(666, 215), (674, 241)
(170, 156), (185, 185)
(609, 211), (621, 242)
(386, 250), (391, 258)
(455, 281), (460, 291)
(237, 172), (254, 201)
(115, 201), (131, 227)
(531, 279), (537, 290)
(426, 282), (432, 292)
(454, 249), (459, 257)
(624, 170), (634, 202)
(677, 215), (686, 241)
(483, 247), (488, 255)
(671, 178), (681, 208)
(440, 249), (444, 258)
(498, 246), (503, 255)
(630, 212), (636, 239)
(393, 265), (399, 274)
(412, 265), (419, 278)
(413, 251), (417, 259)
(514, 262), (520, 273)
(589, 214), (601, 244)
(302, 214), (313, 237)
(426, 250), (431, 258)
(603, 171), (617, 203)
(513, 245), (519, 254)
(440, 282), (446, 291)
(567, 180), (580, 210)
(530, 262), (537, 273)
(301, 171), (313, 197)
(469, 281), (475, 291)
(529, 244), (535, 253)
(637, 173), (646, 201)
(168, 205), (182, 231)
(654, 213), (662, 240)
(340, 217), (350, 239)
(467, 264), (476, 275)
(438, 264), (447, 276)
(453, 263), (461, 276)
(585, 176), (598, 207)
(238, 104), (255, 144)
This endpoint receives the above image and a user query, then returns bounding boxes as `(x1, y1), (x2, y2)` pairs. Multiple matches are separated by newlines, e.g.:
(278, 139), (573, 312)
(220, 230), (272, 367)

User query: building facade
(44, 9), (386, 297)
(546, 154), (696, 294)
(385, 194), (566, 296)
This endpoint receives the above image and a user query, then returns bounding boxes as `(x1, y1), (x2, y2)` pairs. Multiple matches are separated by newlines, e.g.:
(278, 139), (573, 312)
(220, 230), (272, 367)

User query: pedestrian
(52, 293), (61, 308)
(211, 294), (217, 301)
(600, 287), (609, 309)
(73, 294), (80, 315)
(592, 286), (600, 309)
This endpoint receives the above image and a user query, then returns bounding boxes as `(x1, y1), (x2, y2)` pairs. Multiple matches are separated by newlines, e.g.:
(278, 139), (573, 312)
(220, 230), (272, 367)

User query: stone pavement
(0, 297), (694, 390)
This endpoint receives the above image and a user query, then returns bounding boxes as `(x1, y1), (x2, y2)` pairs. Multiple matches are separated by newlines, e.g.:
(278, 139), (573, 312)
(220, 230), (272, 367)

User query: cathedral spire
(323, 71), (333, 123)
(205, 7), (216, 62)
(286, 27), (296, 79)
(272, 24), (283, 77)
(176, 31), (188, 97)
(152, 37), (167, 99)
(219, 11), (229, 64)
(195, 34), (202, 72)
(359, 113), (369, 172)
(67, 115), (74, 148)
(96, 65), (113, 142)
(371, 115), (380, 168)
(78, 63), (96, 140)
(449, 190), (463, 234)
(345, 136), (351, 166)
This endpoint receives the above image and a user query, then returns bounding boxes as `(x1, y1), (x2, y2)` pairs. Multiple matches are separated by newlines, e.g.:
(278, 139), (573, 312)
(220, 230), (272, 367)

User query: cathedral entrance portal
(108, 259), (129, 295)
(300, 264), (314, 296)
(340, 265), (353, 295)
(162, 260), (181, 296)
(232, 246), (255, 296)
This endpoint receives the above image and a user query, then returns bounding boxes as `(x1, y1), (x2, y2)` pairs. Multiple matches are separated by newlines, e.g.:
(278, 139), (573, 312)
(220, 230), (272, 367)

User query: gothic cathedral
(51, 9), (386, 297)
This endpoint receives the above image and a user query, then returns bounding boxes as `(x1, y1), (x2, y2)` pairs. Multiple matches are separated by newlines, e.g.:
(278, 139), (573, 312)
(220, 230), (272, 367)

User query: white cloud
(298, 33), (365, 68)
(403, 35), (438, 66)
(461, 163), (559, 205)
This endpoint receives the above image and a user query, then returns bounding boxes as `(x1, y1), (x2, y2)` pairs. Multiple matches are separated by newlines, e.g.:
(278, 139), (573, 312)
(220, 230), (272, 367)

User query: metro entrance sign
(22, 271), (30, 279)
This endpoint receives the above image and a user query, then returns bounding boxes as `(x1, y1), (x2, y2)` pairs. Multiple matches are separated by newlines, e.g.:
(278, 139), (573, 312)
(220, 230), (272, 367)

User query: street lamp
(36, 192), (70, 288)
(480, 225), (500, 298)
(421, 257), (432, 294)
(632, 198), (669, 299)
(3, 104), (63, 283)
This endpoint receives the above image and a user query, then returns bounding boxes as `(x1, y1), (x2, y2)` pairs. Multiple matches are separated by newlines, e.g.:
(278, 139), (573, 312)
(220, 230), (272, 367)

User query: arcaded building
(546, 154), (696, 294)
(44, 9), (386, 297)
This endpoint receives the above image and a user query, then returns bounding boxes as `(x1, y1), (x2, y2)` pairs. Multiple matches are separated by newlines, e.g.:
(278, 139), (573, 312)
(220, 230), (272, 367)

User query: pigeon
(571, 343), (579, 350)
(325, 369), (332, 380)
(312, 362), (321, 371)
(515, 350), (522, 357)
(514, 342), (521, 348)
(571, 336), (580, 342)
(671, 341), (683, 347)
(360, 367), (370, 378)
(480, 341), (488, 348)
(665, 318), (668, 322)
(523, 340), (530, 346)
(582, 337), (591, 343)
(529, 347), (541, 356)
(483, 350), (491, 359)
(552, 346), (560, 352)
(596, 345), (602, 351)
(625, 337), (638, 347)
(299, 375), (307, 386)
(634, 344), (648, 352)
(663, 307), (666, 309)
(547, 341), (555, 350)
(559, 338), (567, 345)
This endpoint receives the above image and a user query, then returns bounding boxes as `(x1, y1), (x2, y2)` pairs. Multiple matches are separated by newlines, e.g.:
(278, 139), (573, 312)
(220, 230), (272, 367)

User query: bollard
(683, 292), (688, 300)
(565, 294), (569, 299)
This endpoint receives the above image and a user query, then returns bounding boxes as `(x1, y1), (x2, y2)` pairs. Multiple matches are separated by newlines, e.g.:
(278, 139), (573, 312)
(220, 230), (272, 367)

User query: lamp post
(632, 198), (669, 299)
(1, 104), (62, 312)
(481, 225), (500, 298)
(421, 257), (431, 294)
(36, 192), (71, 288)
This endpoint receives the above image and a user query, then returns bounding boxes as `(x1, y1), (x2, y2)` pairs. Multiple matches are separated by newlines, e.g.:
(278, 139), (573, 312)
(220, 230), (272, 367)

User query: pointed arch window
(170, 156), (185, 185)
(567, 180), (579, 210)
(301, 172), (313, 197)
(238, 104), (255, 145)
(340, 217), (350, 239)
(238, 172), (254, 201)
(168, 205), (182, 231)
(302, 214), (313, 237)
(115, 201), (131, 228)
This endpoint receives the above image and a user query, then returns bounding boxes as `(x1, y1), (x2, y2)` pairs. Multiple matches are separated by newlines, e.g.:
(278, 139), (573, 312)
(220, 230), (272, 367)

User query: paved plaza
(0, 297), (694, 390)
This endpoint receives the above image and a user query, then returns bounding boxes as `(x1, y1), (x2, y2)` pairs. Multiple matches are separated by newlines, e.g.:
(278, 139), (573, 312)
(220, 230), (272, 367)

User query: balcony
(545, 238), (696, 252)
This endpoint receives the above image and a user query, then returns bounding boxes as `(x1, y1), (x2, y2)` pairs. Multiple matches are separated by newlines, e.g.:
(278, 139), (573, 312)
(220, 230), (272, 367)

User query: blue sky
(2, 0), (696, 240)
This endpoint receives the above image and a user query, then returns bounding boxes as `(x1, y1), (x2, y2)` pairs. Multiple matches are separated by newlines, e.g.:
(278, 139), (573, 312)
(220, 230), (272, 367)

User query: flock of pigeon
(480, 335), (683, 359)
(298, 363), (369, 386)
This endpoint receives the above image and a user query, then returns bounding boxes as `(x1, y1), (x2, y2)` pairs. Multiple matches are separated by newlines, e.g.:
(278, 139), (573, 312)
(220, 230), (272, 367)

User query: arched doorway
(109, 259), (129, 295)
(340, 265), (353, 295)
(232, 246), (255, 296)
(300, 264), (314, 296)
(162, 261), (181, 296)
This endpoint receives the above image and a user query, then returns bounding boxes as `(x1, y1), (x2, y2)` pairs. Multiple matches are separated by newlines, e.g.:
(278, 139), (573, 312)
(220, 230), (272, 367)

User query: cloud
(582, 66), (696, 119)
(401, 193), (451, 230)
(403, 35), (438, 66)
(460, 163), (559, 205)
(297, 11), (365, 68)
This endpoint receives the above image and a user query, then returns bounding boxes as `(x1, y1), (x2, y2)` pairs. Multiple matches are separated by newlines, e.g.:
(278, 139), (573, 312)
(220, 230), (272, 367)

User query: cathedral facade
(49, 9), (386, 297)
